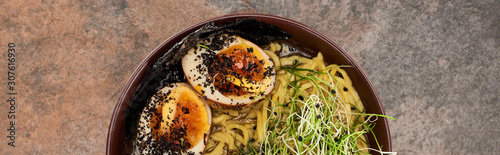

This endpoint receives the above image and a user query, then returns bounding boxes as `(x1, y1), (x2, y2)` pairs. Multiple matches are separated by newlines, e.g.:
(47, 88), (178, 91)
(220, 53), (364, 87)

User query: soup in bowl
(107, 13), (392, 155)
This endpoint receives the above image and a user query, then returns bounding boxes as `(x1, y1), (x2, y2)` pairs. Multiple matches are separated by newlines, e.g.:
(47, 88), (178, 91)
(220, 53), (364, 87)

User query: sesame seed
(331, 90), (336, 94)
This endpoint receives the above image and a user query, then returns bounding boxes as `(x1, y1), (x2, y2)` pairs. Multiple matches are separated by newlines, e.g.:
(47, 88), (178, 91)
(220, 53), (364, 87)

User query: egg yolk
(150, 86), (209, 149)
(209, 44), (266, 96)
(172, 91), (208, 146)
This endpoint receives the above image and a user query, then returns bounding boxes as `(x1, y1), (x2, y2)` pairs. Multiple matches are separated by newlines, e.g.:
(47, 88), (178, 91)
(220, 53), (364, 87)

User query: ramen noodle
(202, 42), (371, 155)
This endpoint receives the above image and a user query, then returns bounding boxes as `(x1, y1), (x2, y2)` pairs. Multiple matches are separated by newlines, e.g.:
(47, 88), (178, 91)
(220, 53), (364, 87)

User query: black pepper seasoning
(343, 87), (348, 91)
(298, 136), (303, 142)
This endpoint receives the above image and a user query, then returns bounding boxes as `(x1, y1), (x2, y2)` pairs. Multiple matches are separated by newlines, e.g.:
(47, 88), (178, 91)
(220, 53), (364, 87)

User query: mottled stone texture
(0, 0), (498, 154)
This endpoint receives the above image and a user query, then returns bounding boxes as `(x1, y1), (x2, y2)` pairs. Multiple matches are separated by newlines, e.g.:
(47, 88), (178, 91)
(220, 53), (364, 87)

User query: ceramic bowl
(107, 13), (392, 155)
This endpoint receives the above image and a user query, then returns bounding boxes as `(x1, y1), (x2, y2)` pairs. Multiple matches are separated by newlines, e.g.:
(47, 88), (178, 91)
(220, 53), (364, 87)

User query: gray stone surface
(207, 1), (500, 153)
(0, 0), (498, 154)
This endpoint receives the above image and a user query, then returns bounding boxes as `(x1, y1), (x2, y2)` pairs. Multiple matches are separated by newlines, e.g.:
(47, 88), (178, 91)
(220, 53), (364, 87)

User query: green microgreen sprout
(258, 63), (395, 155)
(198, 43), (209, 49)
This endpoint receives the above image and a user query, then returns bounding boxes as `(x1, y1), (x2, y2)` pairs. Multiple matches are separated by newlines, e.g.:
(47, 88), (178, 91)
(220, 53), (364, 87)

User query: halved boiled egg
(136, 83), (211, 155)
(182, 35), (276, 108)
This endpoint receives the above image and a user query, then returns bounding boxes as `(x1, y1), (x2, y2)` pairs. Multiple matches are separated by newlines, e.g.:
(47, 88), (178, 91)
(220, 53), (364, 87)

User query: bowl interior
(107, 13), (391, 155)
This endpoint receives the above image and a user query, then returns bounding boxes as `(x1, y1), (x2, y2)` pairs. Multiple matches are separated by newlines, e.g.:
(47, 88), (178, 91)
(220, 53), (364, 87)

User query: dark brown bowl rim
(107, 13), (391, 154)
